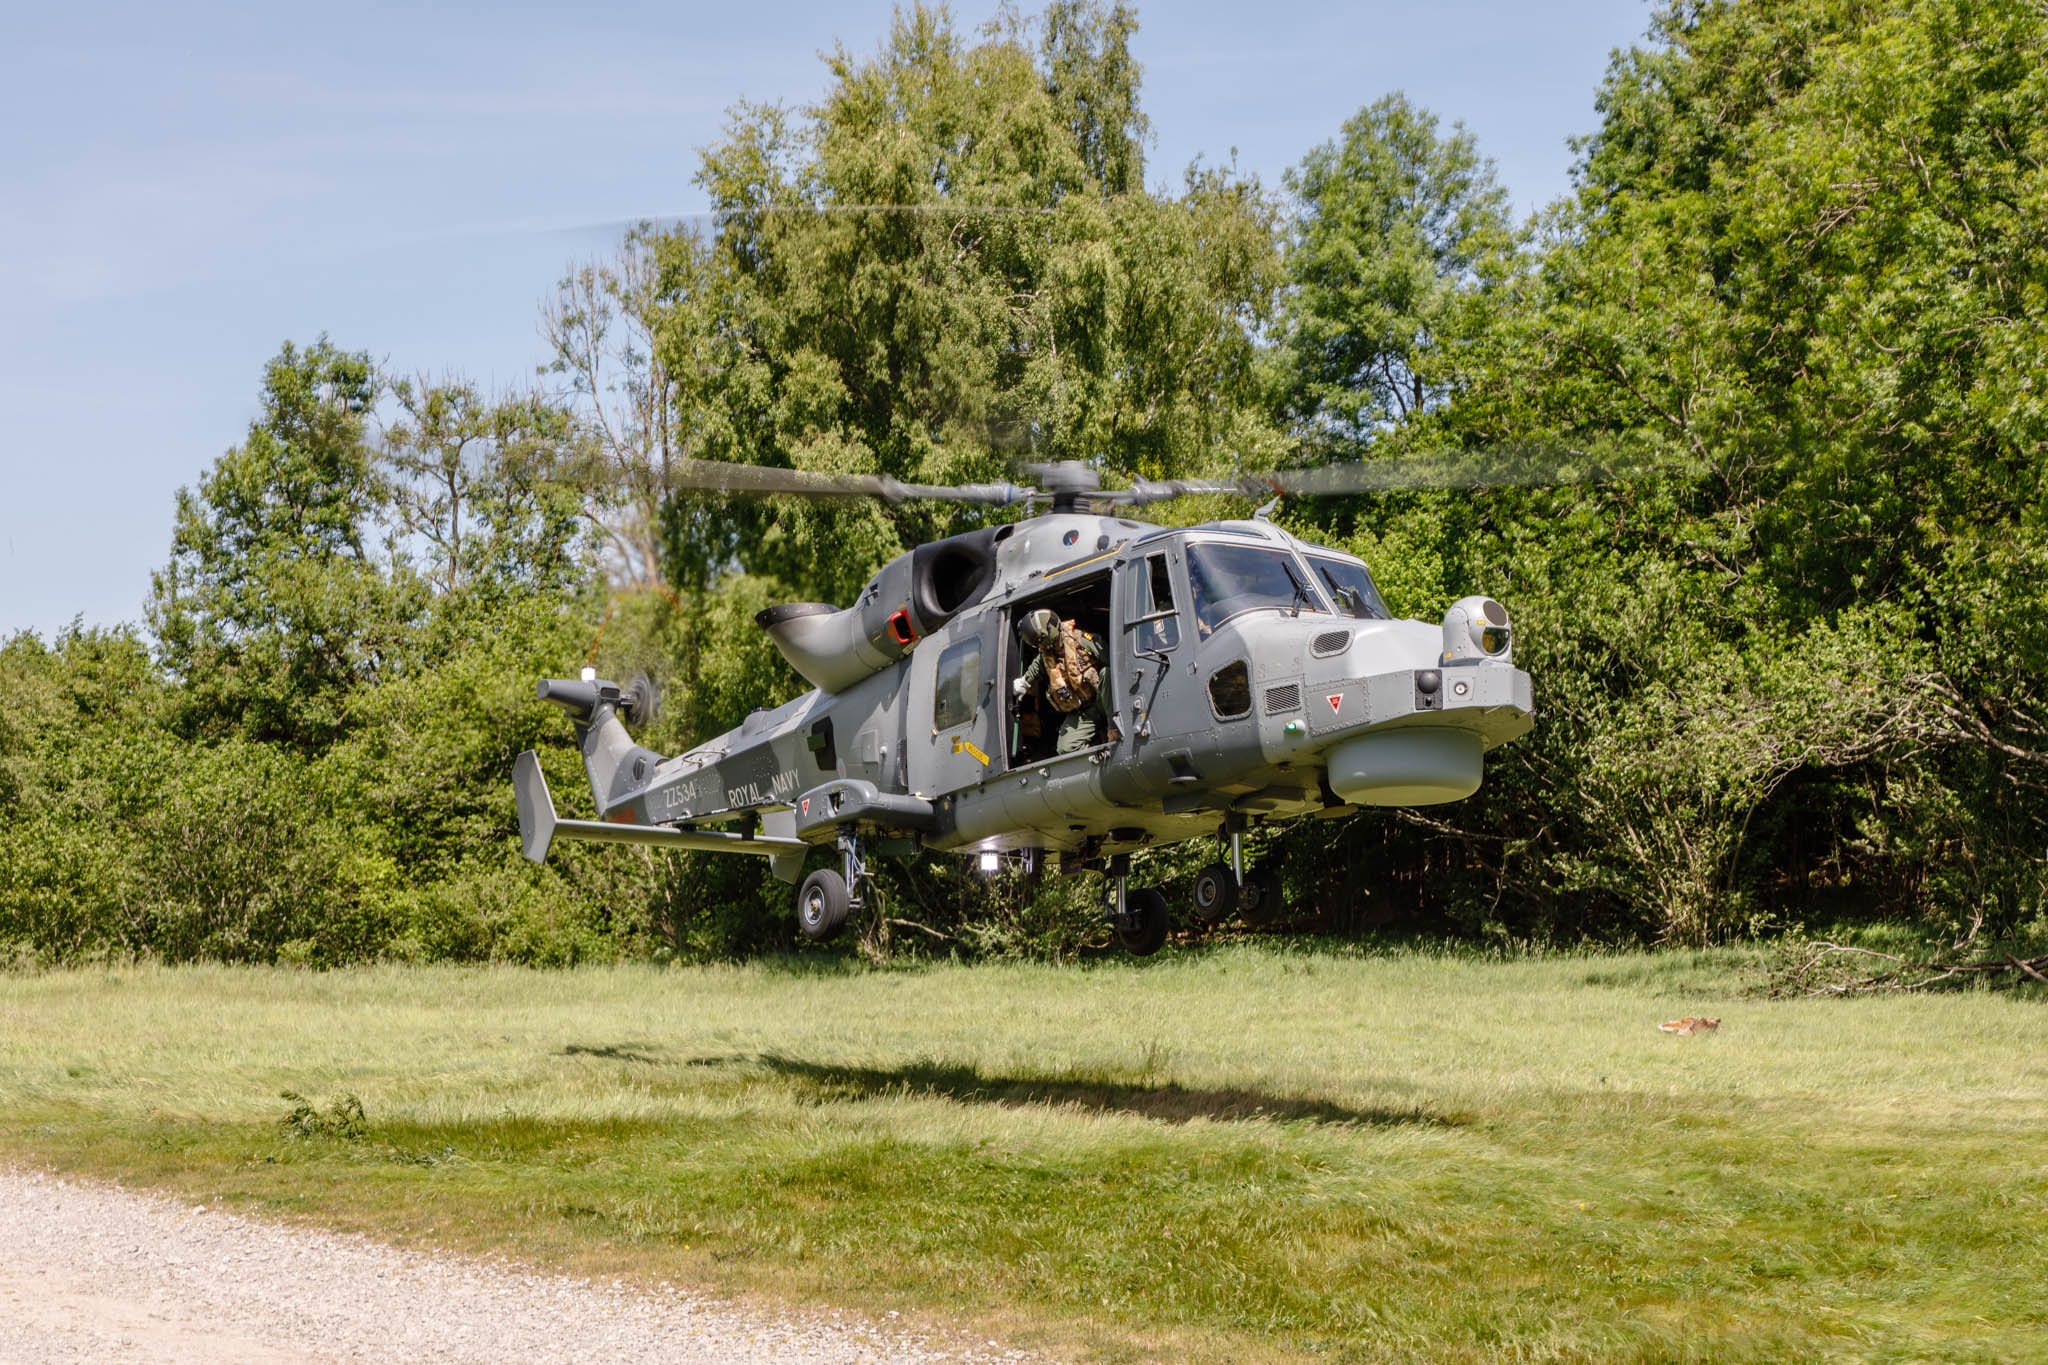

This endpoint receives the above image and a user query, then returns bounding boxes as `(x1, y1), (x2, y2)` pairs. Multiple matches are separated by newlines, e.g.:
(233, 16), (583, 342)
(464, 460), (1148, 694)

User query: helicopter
(512, 455), (1537, 954)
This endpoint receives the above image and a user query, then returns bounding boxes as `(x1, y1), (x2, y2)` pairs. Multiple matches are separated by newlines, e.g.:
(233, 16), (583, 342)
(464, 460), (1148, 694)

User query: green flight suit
(1021, 625), (1109, 754)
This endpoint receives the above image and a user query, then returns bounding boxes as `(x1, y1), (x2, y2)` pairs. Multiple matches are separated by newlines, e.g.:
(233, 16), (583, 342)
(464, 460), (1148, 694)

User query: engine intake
(757, 528), (999, 693)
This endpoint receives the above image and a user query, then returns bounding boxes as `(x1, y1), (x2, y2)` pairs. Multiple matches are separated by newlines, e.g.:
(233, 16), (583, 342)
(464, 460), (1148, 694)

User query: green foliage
(11, 0), (2048, 965)
(149, 338), (421, 751)
(1279, 92), (1520, 439)
(278, 1091), (367, 1141)
(945, 866), (1131, 961)
(382, 378), (592, 601)
(543, 228), (712, 589)
(669, 0), (1285, 601)
(1034, 1), (1148, 194)
(1271, 0), (2048, 945)
(0, 361), (644, 966)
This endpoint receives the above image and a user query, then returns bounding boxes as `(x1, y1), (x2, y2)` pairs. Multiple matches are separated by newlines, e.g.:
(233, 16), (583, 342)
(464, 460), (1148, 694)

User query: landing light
(979, 850), (1000, 874)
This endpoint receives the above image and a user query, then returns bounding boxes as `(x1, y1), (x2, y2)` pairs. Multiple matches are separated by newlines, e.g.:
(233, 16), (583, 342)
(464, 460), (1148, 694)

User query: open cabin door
(909, 613), (1001, 797)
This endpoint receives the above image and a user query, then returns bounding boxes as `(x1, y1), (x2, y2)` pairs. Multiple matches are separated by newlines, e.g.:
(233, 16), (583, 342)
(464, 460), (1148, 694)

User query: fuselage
(568, 511), (1533, 871)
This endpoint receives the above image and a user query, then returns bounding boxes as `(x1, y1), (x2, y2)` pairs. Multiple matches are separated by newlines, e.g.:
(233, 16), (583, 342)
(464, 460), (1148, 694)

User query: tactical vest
(1043, 622), (1100, 713)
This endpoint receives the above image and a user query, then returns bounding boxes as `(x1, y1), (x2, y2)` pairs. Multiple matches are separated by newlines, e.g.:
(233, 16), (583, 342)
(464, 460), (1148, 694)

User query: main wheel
(796, 869), (850, 942)
(1191, 862), (1238, 924)
(1239, 867), (1284, 925)
(1116, 888), (1171, 957)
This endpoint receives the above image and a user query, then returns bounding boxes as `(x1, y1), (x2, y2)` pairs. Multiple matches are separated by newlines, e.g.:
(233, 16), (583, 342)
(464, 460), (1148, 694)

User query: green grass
(2, 946), (2043, 1362)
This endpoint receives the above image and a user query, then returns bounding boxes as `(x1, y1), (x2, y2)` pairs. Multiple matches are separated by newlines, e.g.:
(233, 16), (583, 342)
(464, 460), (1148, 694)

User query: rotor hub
(1023, 460), (1103, 513)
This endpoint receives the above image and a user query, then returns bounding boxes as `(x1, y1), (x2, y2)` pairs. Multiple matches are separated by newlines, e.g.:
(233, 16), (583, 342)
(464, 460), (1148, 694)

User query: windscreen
(1306, 555), (1389, 620)
(1185, 543), (1326, 636)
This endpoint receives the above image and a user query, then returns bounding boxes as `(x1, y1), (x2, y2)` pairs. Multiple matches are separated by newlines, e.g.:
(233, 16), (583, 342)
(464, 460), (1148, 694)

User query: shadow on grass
(561, 1042), (666, 1064)
(753, 1052), (1460, 1128)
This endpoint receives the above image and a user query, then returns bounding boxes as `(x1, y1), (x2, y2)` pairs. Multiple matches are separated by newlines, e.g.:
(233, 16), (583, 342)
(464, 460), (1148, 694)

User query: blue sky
(2, 0), (1651, 640)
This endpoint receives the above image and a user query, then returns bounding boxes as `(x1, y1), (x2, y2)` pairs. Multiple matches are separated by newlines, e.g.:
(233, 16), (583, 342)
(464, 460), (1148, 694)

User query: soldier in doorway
(1013, 607), (1110, 755)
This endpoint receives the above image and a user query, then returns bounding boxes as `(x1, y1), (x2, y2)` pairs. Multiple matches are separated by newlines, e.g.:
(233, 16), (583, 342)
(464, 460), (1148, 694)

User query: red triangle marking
(800, 798), (810, 816)
(1326, 693), (1343, 714)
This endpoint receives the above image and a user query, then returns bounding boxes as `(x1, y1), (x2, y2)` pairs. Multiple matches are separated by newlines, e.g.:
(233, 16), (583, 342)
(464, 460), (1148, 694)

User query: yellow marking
(1041, 540), (1127, 579)
(952, 737), (991, 766)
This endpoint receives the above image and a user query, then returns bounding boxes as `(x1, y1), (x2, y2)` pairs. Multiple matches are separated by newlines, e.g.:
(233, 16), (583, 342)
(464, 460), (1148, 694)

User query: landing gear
(795, 825), (868, 943)
(1105, 855), (1171, 957)
(1116, 889), (1170, 956)
(796, 870), (849, 941)
(1239, 866), (1284, 925)
(1189, 819), (1284, 927)
(1191, 863), (1237, 923)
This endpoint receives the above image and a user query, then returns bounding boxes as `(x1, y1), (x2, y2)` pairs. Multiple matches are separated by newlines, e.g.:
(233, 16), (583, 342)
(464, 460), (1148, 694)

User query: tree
(382, 377), (591, 602)
(1279, 93), (1519, 443)
(542, 230), (708, 589)
(1367, 0), (2048, 940)
(668, 0), (1285, 603)
(1033, 0), (1148, 194)
(149, 338), (419, 750)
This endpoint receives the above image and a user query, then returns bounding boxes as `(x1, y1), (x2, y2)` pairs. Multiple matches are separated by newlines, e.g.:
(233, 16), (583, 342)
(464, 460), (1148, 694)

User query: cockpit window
(1185, 543), (1326, 637)
(1306, 555), (1389, 620)
(1128, 552), (1181, 651)
(932, 635), (981, 731)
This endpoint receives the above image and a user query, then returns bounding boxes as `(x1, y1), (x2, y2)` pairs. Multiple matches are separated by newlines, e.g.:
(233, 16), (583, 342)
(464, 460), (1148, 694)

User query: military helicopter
(513, 454), (1539, 954)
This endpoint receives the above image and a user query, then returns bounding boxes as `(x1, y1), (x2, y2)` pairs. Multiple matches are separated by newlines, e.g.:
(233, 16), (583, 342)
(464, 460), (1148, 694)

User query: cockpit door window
(1127, 552), (1182, 652)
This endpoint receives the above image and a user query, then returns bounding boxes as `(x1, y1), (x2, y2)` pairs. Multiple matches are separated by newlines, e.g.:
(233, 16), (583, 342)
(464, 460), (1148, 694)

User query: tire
(1191, 862), (1238, 924)
(796, 869), (850, 942)
(1116, 888), (1171, 957)
(1239, 867), (1284, 925)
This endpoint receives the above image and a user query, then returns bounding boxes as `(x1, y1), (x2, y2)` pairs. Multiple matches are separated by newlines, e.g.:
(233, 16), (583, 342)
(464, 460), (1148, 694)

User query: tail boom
(513, 750), (805, 863)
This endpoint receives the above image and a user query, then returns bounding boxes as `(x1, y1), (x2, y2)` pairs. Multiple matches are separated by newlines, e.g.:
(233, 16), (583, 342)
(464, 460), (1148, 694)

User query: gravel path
(0, 1168), (1048, 1364)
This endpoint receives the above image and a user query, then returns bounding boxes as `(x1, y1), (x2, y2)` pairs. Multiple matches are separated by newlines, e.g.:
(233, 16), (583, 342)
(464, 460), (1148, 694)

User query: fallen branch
(884, 917), (959, 944)
(1767, 938), (2048, 997)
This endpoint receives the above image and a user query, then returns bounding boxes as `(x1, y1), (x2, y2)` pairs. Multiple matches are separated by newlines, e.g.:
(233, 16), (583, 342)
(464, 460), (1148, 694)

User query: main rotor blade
(661, 457), (1037, 507)
(560, 203), (1064, 237)
(1116, 442), (1696, 506)
(651, 442), (1689, 511)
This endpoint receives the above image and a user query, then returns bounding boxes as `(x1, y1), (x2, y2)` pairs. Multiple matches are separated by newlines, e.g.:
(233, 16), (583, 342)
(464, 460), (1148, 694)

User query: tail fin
(513, 750), (557, 863)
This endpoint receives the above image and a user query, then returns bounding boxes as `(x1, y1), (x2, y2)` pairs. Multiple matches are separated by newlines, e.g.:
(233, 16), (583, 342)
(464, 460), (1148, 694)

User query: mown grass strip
(3, 948), (2043, 1362)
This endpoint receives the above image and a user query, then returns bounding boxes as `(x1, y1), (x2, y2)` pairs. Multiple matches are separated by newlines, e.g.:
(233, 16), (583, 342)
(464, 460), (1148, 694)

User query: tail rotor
(622, 672), (660, 730)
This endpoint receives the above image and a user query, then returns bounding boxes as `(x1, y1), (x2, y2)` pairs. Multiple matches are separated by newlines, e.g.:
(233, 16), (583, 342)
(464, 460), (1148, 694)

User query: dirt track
(0, 1168), (1043, 1364)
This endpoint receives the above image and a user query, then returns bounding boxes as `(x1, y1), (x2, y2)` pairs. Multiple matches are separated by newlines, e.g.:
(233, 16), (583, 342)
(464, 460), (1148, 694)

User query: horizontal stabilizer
(543, 819), (809, 858)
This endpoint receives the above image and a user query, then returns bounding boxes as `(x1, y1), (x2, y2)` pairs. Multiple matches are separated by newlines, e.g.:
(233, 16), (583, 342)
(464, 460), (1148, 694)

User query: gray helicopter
(513, 456), (1535, 954)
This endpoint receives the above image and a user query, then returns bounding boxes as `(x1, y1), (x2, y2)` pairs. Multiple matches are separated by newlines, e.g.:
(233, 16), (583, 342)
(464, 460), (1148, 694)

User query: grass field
(2, 945), (2044, 1362)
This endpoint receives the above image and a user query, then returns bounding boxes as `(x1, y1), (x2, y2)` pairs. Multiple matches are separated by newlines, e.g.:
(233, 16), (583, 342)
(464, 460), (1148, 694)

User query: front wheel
(1116, 888), (1171, 957)
(1191, 862), (1238, 924)
(1239, 867), (1284, 925)
(796, 869), (850, 942)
